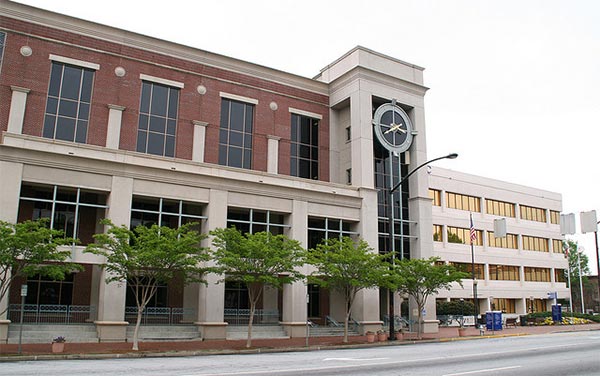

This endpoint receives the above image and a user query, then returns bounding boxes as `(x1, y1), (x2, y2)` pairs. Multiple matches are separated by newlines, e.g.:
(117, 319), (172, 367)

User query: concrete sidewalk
(1, 323), (599, 361)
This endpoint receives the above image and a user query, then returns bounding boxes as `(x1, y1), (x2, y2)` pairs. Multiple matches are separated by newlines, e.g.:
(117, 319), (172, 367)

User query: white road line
(443, 366), (522, 376)
(323, 357), (389, 361)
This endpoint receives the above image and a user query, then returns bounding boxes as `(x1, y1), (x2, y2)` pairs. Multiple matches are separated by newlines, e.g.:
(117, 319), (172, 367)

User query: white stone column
(349, 91), (375, 188)
(105, 105), (125, 149)
(94, 176), (132, 342)
(192, 120), (208, 163)
(7, 86), (30, 134)
(266, 135), (280, 174)
(281, 199), (308, 337)
(194, 188), (227, 339)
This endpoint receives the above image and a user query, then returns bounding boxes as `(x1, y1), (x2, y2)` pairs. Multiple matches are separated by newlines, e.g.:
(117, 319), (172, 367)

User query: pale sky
(12, 0), (600, 273)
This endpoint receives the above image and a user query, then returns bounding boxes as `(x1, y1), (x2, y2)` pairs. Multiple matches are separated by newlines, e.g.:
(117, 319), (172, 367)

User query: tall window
(487, 232), (518, 249)
(446, 192), (481, 212)
(130, 196), (206, 230)
(25, 273), (74, 305)
(308, 217), (358, 250)
(0, 32), (6, 73)
(18, 183), (108, 245)
(525, 267), (551, 282)
(549, 210), (560, 225)
(43, 62), (95, 143)
(219, 98), (254, 169)
(555, 269), (567, 283)
(522, 235), (549, 252)
(489, 264), (520, 281)
(290, 113), (319, 179)
(520, 205), (547, 223)
(429, 189), (441, 206)
(449, 262), (485, 280)
(447, 226), (482, 245)
(227, 208), (288, 235)
(307, 284), (321, 318)
(137, 81), (179, 157)
(485, 199), (515, 217)
(433, 224), (443, 241)
(552, 239), (564, 253)
(491, 298), (516, 313)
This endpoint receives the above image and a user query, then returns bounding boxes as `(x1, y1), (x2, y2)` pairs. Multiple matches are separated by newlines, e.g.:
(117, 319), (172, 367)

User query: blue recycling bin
(552, 304), (562, 323)
(486, 311), (503, 331)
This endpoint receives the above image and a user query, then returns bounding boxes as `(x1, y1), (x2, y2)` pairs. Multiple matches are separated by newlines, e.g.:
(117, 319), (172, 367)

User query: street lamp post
(387, 153), (458, 340)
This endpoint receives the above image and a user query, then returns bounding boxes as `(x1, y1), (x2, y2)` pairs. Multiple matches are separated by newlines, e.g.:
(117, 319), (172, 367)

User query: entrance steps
(307, 326), (361, 337)
(7, 324), (98, 344)
(226, 325), (288, 340)
(126, 325), (200, 341)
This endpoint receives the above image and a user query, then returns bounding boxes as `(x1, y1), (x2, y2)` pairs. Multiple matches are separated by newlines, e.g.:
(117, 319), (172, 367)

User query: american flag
(469, 214), (477, 244)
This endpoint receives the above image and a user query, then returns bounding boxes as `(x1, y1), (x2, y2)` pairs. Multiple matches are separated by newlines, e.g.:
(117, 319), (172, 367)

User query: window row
(37, 59), (321, 179)
(429, 189), (560, 224)
(433, 224), (564, 253)
(16, 182), (355, 247)
(445, 261), (565, 284)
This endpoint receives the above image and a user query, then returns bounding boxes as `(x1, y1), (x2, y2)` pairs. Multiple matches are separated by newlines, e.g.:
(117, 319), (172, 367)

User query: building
(0, 1), (568, 343)
(430, 167), (569, 318)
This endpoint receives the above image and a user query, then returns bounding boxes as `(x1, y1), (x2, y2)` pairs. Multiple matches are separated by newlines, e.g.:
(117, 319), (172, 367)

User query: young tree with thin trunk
(389, 257), (468, 339)
(210, 227), (306, 348)
(308, 236), (390, 343)
(0, 219), (82, 316)
(85, 219), (210, 350)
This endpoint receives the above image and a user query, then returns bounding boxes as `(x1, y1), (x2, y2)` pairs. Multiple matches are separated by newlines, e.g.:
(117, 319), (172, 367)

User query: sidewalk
(1, 323), (599, 361)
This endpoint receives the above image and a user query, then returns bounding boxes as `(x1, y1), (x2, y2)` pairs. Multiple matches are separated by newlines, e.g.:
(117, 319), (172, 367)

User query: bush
(524, 311), (600, 323)
(437, 300), (475, 315)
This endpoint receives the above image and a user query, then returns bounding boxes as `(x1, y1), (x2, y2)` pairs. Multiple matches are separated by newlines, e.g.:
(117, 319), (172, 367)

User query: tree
(564, 239), (591, 312)
(389, 257), (468, 339)
(0, 219), (82, 316)
(85, 219), (210, 350)
(307, 236), (390, 343)
(210, 227), (306, 348)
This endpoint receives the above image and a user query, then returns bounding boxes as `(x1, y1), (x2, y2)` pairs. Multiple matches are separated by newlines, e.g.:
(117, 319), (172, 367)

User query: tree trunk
(247, 301), (255, 348)
(344, 311), (350, 343)
(133, 307), (143, 350)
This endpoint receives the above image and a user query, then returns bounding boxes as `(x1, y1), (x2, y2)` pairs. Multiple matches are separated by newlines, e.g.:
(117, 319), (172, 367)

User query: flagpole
(564, 241), (573, 313)
(470, 212), (478, 320)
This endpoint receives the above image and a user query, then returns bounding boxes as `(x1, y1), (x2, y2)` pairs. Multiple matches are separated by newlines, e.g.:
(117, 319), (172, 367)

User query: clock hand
(384, 123), (406, 134)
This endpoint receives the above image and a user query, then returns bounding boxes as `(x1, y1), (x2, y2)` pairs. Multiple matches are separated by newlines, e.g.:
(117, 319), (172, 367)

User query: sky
(12, 0), (600, 273)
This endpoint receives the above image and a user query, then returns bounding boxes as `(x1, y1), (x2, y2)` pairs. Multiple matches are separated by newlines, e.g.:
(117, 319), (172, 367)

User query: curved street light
(388, 152), (458, 340)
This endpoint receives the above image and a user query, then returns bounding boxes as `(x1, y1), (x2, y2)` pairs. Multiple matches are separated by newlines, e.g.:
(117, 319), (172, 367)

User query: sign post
(18, 284), (27, 354)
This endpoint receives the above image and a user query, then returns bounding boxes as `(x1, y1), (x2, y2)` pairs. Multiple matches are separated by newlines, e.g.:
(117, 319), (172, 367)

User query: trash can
(486, 311), (502, 331)
(552, 304), (562, 323)
(519, 315), (528, 326)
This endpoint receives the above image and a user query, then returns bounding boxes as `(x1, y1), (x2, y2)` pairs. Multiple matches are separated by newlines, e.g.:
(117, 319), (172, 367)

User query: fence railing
(224, 308), (280, 325)
(125, 306), (195, 325)
(8, 304), (95, 324)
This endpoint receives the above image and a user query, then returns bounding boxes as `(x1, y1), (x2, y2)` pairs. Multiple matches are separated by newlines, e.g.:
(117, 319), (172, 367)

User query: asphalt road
(2, 331), (599, 376)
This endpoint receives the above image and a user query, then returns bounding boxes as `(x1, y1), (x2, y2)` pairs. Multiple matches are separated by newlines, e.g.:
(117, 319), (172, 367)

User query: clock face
(372, 103), (414, 153)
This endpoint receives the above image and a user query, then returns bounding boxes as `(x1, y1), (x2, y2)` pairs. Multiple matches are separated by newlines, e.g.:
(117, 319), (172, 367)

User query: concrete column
(349, 91), (375, 188)
(7, 86), (30, 134)
(266, 135), (280, 174)
(0, 161), (23, 341)
(105, 105), (125, 149)
(281, 199), (308, 337)
(192, 120), (208, 163)
(194, 188), (227, 339)
(94, 176), (133, 342)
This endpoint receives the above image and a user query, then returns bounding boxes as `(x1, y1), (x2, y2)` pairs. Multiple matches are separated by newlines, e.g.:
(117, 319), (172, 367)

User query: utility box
(552, 304), (562, 323)
(486, 311), (502, 331)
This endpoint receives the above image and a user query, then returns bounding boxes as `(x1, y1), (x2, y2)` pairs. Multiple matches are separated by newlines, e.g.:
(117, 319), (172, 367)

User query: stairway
(226, 325), (289, 340)
(7, 324), (98, 344)
(307, 326), (361, 337)
(126, 325), (201, 341)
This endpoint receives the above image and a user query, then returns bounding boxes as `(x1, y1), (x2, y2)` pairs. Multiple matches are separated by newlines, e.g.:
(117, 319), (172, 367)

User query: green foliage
(308, 236), (390, 342)
(210, 227), (306, 347)
(436, 300), (475, 316)
(447, 231), (464, 244)
(389, 257), (468, 338)
(0, 219), (82, 315)
(86, 219), (210, 350)
(564, 239), (590, 279)
(524, 311), (600, 323)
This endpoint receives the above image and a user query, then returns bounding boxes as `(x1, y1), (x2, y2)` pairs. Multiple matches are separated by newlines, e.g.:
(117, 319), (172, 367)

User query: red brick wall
(0, 16), (330, 181)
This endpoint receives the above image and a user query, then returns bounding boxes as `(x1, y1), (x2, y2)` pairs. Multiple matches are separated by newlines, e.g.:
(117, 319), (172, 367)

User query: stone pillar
(266, 135), (280, 174)
(192, 120), (208, 163)
(94, 176), (132, 342)
(349, 91), (375, 188)
(105, 104), (125, 149)
(7, 86), (30, 134)
(194, 188), (227, 339)
(0, 160), (23, 343)
(281, 200), (308, 337)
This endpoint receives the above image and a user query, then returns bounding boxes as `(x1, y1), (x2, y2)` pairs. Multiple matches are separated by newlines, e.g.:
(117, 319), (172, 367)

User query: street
(2, 331), (599, 376)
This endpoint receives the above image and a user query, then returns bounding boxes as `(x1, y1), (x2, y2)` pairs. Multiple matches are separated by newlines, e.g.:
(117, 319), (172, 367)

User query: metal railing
(224, 308), (280, 325)
(124, 306), (194, 325)
(8, 304), (95, 324)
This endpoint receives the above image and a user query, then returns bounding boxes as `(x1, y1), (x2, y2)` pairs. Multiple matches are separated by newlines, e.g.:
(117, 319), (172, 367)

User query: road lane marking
(323, 357), (389, 361)
(443, 366), (522, 376)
